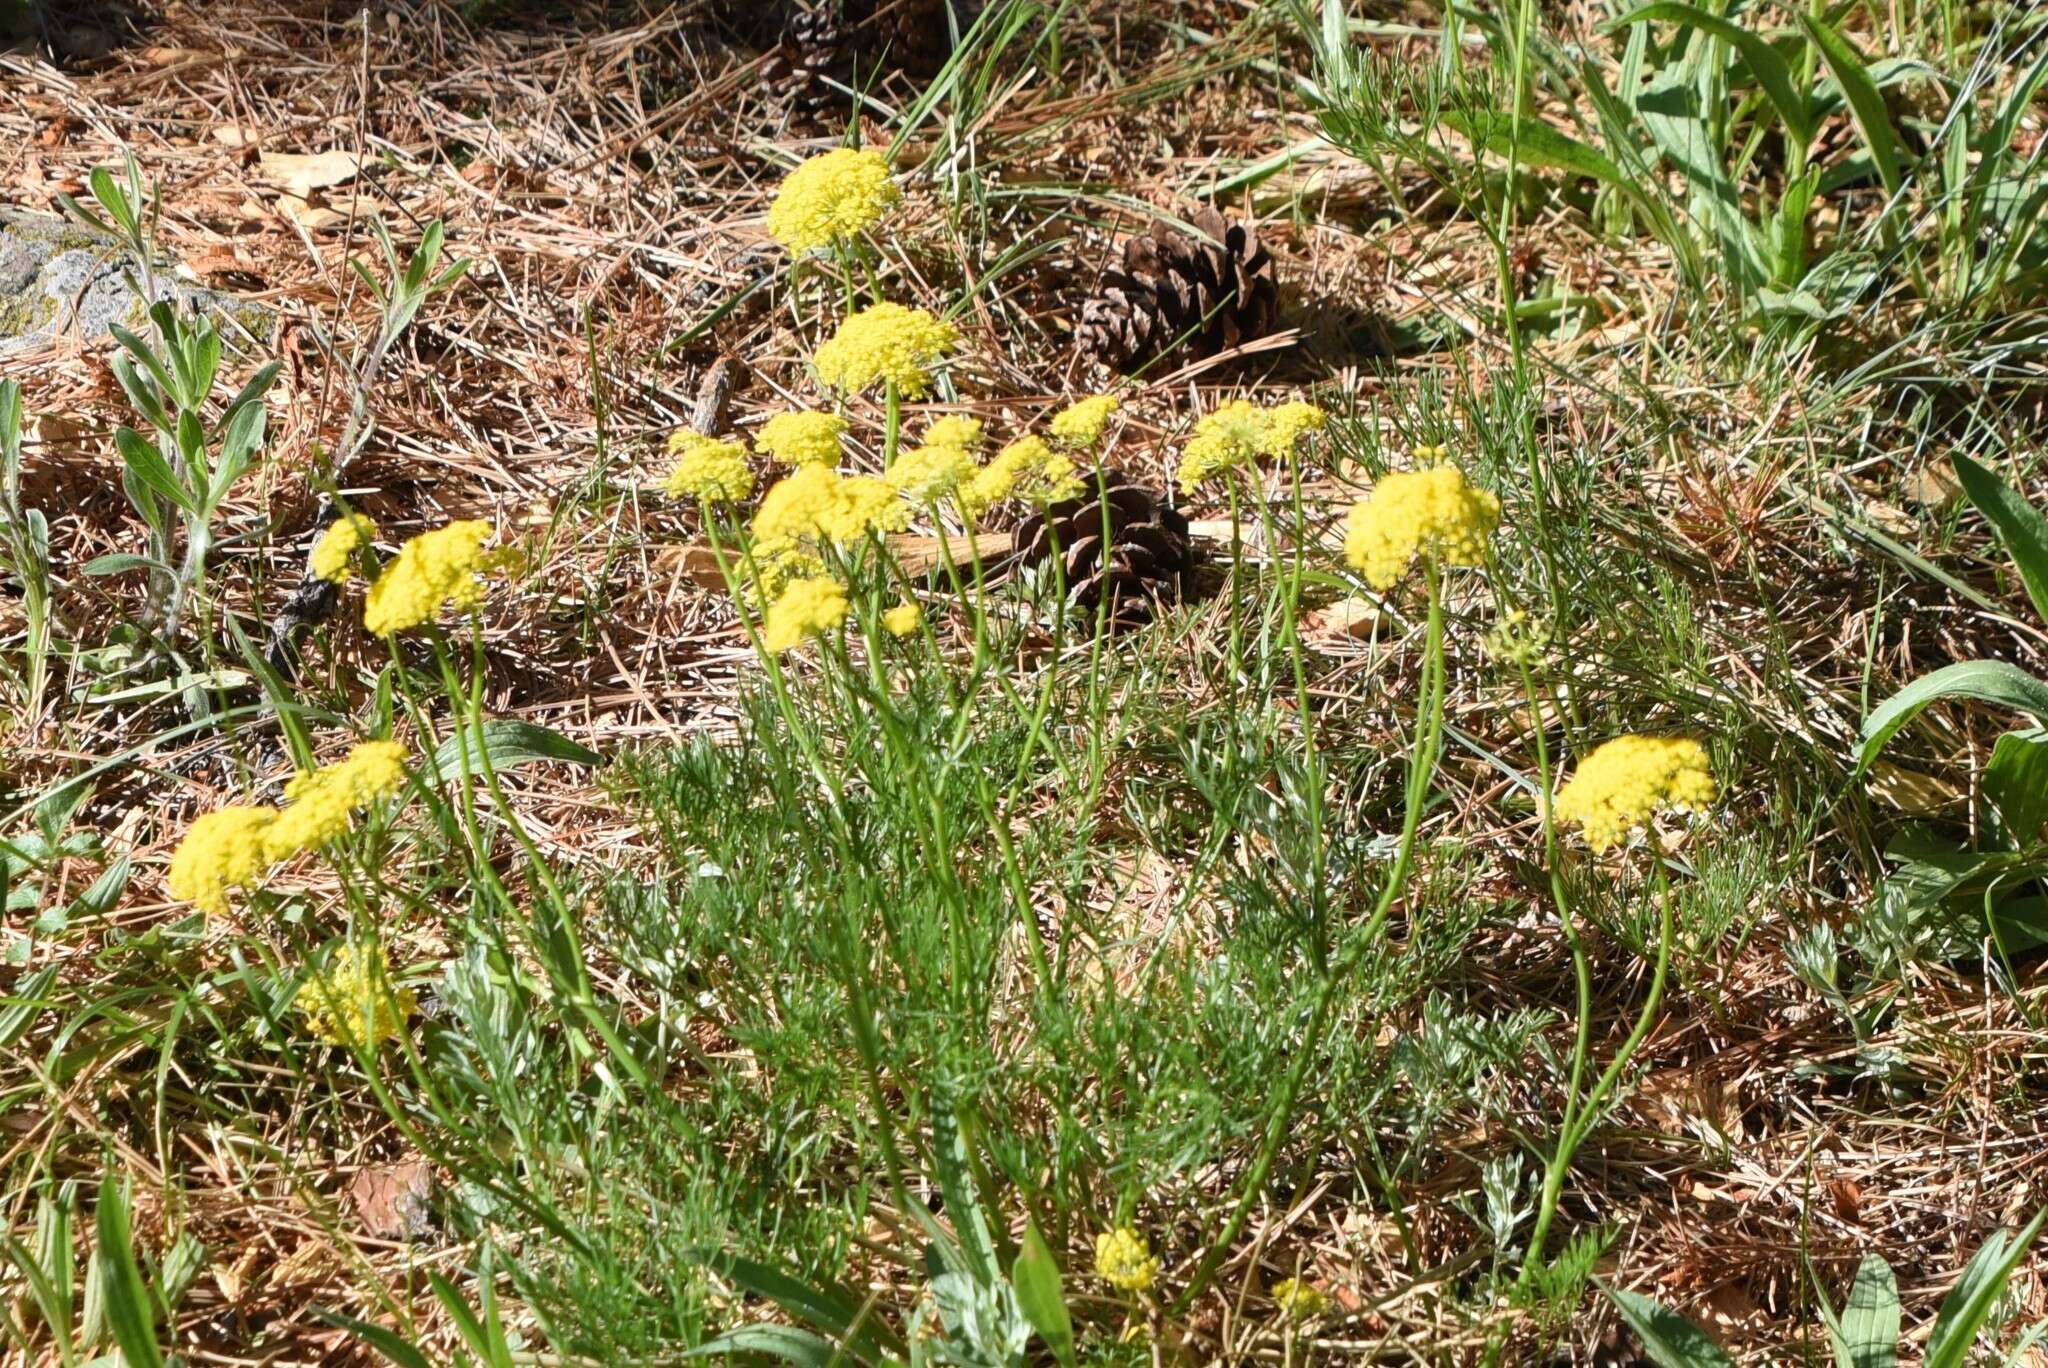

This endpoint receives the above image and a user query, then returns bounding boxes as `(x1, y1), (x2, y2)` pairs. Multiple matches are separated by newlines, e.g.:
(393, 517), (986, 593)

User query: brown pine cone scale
(1010, 472), (1193, 630)
(1077, 206), (1278, 374)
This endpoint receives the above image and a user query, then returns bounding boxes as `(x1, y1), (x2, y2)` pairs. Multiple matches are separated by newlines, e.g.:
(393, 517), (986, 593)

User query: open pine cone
(1009, 471), (1194, 631)
(1076, 206), (1278, 374)
(758, 5), (847, 117)
(753, 0), (972, 118)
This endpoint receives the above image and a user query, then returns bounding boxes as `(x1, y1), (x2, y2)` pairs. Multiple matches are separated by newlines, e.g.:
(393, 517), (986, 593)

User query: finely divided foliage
(1, 3), (2046, 1367)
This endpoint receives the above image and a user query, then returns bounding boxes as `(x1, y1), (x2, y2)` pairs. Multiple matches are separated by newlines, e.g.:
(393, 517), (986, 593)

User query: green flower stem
(1173, 559), (1447, 1312)
(1519, 850), (1676, 1282)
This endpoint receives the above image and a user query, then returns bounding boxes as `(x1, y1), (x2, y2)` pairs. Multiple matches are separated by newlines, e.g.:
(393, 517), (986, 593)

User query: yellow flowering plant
(310, 512), (377, 584)
(1094, 1227), (1158, 1295)
(1342, 463), (1500, 591)
(362, 520), (506, 636)
(755, 411), (847, 467)
(765, 147), (899, 254)
(813, 302), (958, 401)
(663, 432), (756, 504)
(297, 941), (417, 1050)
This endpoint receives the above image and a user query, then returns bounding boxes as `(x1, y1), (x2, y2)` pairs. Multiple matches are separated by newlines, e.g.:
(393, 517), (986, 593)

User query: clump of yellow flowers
(166, 741), (411, 915)
(1342, 462), (1500, 590)
(1271, 1278), (1330, 1320)
(664, 432), (756, 504)
(765, 147), (899, 253)
(298, 942), (417, 1049)
(1554, 735), (1716, 852)
(813, 303), (958, 398)
(1094, 1227), (1159, 1294)
(1175, 398), (1326, 494)
(1048, 393), (1120, 450)
(309, 512), (377, 584)
(362, 520), (506, 635)
(960, 436), (1082, 518)
(756, 411), (847, 467)
(883, 600), (922, 635)
(763, 576), (850, 652)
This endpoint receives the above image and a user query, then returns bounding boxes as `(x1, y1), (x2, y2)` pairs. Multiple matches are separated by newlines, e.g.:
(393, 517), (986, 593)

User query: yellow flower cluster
(1341, 464), (1500, 589)
(166, 806), (279, 916)
(166, 741), (412, 915)
(1175, 399), (1328, 493)
(813, 303), (958, 398)
(886, 440), (976, 502)
(755, 411), (847, 467)
(309, 513), (376, 584)
(763, 575), (850, 652)
(1049, 394), (1120, 449)
(1554, 735), (1716, 853)
(765, 147), (900, 253)
(883, 600), (922, 635)
(1272, 1278), (1329, 1320)
(960, 436), (1083, 517)
(1094, 1227), (1159, 1294)
(363, 520), (501, 635)
(921, 415), (986, 455)
(754, 464), (909, 554)
(298, 942), (417, 1050)
(267, 740), (410, 855)
(664, 432), (756, 503)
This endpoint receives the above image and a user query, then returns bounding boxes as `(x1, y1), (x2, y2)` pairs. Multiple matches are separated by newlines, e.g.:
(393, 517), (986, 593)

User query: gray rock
(0, 209), (267, 356)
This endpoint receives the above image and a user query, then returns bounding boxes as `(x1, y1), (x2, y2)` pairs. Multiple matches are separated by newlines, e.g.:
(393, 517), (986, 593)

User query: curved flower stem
(1172, 559), (1447, 1313)
(1519, 850), (1675, 1282)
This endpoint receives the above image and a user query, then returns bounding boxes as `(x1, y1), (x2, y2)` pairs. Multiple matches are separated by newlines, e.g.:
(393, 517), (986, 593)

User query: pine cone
(759, 4), (847, 117)
(1076, 206), (1279, 374)
(1010, 471), (1193, 631)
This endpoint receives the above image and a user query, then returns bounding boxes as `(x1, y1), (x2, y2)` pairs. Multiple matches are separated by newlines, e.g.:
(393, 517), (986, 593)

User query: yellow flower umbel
(1341, 464), (1500, 589)
(1259, 401), (1327, 458)
(167, 806), (279, 915)
(309, 513), (377, 584)
(1049, 394), (1121, 450)
(363, 520), (500, 635)
(920, 415), (986, 456)
(887, 441), (976, 502)
(883, 600), (922, 635)
(755, 411), (848, 467)
(765, 147), (900, 253)
(1554, 736), (1716, 853)
(813, 303), (958, 399)
(266, 740), (410, 858)
(664, 432), (756, 503)
(754, 465), (908, 553)
(1094, 1228), (1159, 1295)
(298, 943), (417, 1050)
(763, 576), (850, 652)
(960, 436), (1083, 517)
(1272, 1278), (1329, 1320)
(1175, 399), (1265, 494)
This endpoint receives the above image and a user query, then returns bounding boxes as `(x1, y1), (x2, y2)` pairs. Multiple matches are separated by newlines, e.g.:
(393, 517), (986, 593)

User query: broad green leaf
(113, 427), (194, 516)
(694, 1249), (906, 1359)
(1990, 897), (2048, 954)
(1984, 730), (2048, 843)
(431, 720), (602, 780)
(1442, 111), (1627, 184)
(1601, 1284), (1739, 1368)
(94, 1176), (164, 1368)
(1013, 1220), (1075, 1368)
(82, 553), (170, 578)
(1832, 1255), (1899, 1368)
(1796, 12), (1905, 196)
(1953, 454), (2048, 626)
(685, 1324), (841, 1366)
(0, 966), (56, 1050)
(1612, 3), (1813, 143)
(1856, 661), (2048, 773)
(1926, 1210), (2046, 1368)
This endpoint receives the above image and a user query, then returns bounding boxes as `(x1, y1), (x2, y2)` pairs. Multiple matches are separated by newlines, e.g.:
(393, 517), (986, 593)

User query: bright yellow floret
(765, 148), (900, 253)
(813, 303), (958, 399)
(363, 520), (499, 635)
(920, 415), (987, 455)
(756, 411), (848, 467)
(1554, 735), (1716, 853)
(1094, 1227), (1159, 1294)
(167, 806), (279, 916)
(960, 436), (1083, 517)
(1175, 400), (1265, 493)
(763, 576), (850, 652)
(298, 942), (417, 1049)
(309, 513), (376, 584)
(1260, 401), (1327, 458)
(1272, 1278), (1329, 1320)
(887, 441), (976, 502)
(266, 740), (410, 858)
(753, 464), (907, 552)
(664, 432), (756, 503)
(1049, 394), (1121, 450)
(1341, 464), (1500, 589)
(883, 600), (923, 636)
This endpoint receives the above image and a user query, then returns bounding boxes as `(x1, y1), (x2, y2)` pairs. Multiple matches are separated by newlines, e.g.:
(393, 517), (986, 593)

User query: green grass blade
(1952, 454), (2048, 625)
(1795, 11), (1905, 196)
(93, 1175), (164, 1368)
(1856, 661), (2048, 773)
(1611, 3), (1813, 143)
(1926, 1209), (2046, 1368)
